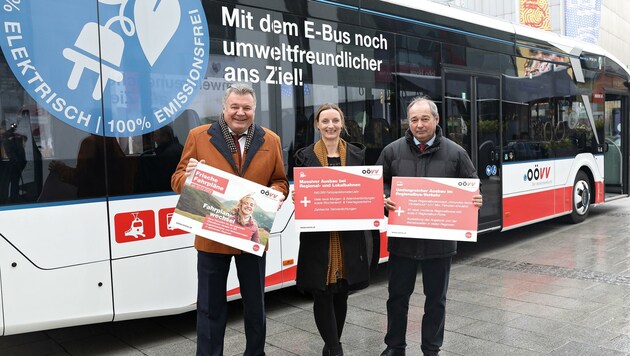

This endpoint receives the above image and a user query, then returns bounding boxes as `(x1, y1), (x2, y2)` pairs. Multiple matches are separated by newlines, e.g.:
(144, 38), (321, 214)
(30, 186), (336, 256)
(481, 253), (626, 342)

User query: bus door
(444, 72), (502, 230)
(603, 93), (627, 197)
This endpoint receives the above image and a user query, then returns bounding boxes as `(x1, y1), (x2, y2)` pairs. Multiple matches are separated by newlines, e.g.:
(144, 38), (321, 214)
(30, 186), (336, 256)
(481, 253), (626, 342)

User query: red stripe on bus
(227, 287), (240, 296)
(380, 231), (389, 259)
(227, 265), (297, 296)
(504, 187), (572, 227)
(282, 265), (297, 282)
(595, 181), (605, 203)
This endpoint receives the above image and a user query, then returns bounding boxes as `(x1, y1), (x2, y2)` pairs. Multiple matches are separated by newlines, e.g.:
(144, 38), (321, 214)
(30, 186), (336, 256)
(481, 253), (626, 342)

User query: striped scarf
(218, 115), (255, 154)
(313, 139), (347, 285)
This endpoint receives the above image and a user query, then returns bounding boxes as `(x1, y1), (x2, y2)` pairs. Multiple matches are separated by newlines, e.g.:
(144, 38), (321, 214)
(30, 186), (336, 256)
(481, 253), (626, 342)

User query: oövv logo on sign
(260, 189), (279, 200)
(361, 168), (380, 175)
(457, 181), (477, 187)
(0, 0), (209, 137)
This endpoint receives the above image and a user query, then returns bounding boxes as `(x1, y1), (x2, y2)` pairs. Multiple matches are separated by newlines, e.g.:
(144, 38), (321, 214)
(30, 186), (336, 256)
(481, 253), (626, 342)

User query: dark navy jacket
(293, 141), (371, 291)
(376, 126), (478, 260)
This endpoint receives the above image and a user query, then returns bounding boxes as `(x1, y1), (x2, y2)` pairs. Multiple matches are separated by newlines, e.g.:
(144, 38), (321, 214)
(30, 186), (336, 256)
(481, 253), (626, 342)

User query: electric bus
(0, 0), (628, 335)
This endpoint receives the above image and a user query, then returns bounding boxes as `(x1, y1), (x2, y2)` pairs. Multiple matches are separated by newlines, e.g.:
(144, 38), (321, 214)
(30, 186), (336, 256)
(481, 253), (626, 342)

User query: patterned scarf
(218, 115), (255, 154)
(313, 138), (347, 285)
(313, 138), (347, 167)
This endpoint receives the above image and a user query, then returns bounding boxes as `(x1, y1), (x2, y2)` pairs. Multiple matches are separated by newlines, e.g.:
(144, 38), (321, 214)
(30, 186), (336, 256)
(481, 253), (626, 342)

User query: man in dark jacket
(377, 97), (482, 356)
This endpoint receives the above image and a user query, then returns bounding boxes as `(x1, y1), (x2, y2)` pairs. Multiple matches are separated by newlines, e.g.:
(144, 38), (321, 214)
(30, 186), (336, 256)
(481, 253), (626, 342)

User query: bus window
(273, 15), (395, 176)
(444, 73), (471, 153)
(134, 124), (184, 193)
(556, 98), (596, 156)
(280, 84), (393, 179)
(503, 102), (547, 162)
(0, 58), (113, 205)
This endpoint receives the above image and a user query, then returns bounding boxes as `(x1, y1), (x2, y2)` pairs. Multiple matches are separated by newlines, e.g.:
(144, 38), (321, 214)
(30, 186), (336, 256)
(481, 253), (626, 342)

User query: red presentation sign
(294, 166), (384, 232)
(387, 177), (480, 242)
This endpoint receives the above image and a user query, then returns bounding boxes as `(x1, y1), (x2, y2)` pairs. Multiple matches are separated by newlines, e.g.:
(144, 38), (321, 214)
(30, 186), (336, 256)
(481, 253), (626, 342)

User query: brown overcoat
(171, 123), (289, 254)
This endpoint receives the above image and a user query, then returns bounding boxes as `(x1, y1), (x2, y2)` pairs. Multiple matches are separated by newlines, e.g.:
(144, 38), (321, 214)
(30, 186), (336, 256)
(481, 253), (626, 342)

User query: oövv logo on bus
(523, 164), (551, 181)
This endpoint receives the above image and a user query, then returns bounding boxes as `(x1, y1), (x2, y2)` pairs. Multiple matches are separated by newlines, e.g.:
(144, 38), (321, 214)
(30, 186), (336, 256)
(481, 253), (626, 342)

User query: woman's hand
(472, 194), (483, 208)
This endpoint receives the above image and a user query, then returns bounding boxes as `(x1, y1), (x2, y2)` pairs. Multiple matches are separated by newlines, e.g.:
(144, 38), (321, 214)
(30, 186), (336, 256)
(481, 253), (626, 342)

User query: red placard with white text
(294, 166), (384, 232)
(169, 163), (282, 256)
(387, 177), (479, 241)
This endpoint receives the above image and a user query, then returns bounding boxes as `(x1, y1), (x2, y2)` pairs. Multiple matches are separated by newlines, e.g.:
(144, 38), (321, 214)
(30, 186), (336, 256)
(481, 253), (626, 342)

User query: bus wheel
(569, 171), (590, 224)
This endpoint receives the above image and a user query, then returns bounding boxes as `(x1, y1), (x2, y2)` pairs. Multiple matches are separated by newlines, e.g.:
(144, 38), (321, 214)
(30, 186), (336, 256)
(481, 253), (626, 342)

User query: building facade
(434, 0), (630, 68)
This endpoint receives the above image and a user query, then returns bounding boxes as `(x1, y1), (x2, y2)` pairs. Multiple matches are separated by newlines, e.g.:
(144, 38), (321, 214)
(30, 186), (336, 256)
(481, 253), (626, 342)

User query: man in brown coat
(172, 82), (288, 356)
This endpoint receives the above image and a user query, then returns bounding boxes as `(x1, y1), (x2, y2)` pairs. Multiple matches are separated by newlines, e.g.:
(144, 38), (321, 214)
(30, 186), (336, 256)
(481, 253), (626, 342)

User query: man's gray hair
(223, 82), (257, 108)
(407, 96), (438, 118)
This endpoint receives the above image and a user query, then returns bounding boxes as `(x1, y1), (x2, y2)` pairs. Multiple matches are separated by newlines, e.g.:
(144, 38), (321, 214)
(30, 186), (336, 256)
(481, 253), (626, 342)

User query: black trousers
(384, 254), (451, 355)
(196, 251), (266, 356)
(312, 281), (349, 349)
(0, 161), (22, 203)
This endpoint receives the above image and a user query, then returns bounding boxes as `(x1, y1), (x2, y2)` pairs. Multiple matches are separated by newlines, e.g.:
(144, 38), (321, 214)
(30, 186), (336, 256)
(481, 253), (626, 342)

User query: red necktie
(232, 134), (242, 167)
(419, 142), (427, 152)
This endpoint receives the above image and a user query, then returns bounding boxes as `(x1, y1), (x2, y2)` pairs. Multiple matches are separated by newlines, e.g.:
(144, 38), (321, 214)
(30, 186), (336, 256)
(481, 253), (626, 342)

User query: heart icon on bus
(135, 0), (181, 66)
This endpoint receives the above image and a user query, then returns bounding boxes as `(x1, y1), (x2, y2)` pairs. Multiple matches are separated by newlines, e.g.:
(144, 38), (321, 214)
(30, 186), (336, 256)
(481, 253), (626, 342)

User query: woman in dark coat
(294, 103), (371, 356)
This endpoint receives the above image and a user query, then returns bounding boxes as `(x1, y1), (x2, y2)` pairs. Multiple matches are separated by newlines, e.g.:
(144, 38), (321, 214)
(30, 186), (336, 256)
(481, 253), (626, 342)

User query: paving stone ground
(2, 199), (630, 355)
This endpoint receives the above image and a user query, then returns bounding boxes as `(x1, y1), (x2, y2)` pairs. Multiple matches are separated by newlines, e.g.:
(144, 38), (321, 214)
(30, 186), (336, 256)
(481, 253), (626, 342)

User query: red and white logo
(115, 210), (156, 243)
(158, 208), (188, 237)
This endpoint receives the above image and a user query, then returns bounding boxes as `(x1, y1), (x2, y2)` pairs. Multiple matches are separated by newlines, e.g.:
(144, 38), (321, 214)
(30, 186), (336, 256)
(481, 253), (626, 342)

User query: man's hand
(185, 158), (205, 177)
(384, 195), (397, 211)
(277, 193), (286, 210)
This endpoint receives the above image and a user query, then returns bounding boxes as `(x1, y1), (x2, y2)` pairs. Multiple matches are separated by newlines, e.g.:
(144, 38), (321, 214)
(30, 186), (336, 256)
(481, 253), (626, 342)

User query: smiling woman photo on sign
(231, 193), (260, 243)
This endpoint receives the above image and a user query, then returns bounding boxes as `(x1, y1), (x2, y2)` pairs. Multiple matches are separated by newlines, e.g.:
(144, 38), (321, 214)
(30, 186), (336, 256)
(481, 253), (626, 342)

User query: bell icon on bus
(63, 22), (124, 100)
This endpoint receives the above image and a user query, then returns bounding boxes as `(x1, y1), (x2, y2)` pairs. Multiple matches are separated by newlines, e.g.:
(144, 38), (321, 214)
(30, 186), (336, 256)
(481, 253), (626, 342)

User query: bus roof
(378, 0), (630, 76)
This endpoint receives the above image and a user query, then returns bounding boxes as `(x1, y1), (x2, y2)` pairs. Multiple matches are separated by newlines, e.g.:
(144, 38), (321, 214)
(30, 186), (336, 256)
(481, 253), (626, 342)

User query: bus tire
(568, 171), (591, 224)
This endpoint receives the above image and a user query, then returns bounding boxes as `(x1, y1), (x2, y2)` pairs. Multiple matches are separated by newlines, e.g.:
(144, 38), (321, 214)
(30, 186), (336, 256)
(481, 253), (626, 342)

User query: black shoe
(380, 347), (405, 356)
(322, 343), (343, 356)
(421, 346), (439, 356)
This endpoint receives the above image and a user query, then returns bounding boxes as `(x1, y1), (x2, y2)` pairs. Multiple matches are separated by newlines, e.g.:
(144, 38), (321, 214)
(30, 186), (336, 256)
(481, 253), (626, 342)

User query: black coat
(138, 139), (184, 192)
(376, 126), (478, 260)
(294, 142), (371, 292)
